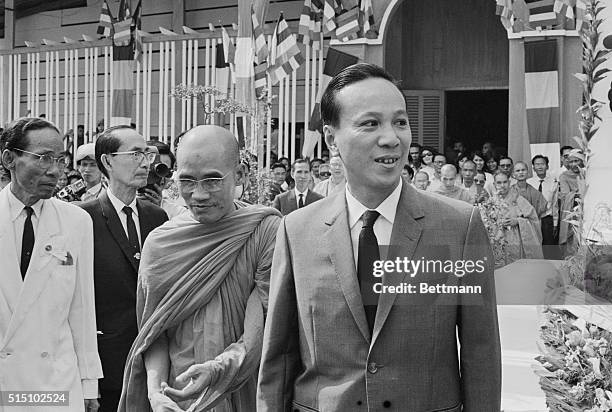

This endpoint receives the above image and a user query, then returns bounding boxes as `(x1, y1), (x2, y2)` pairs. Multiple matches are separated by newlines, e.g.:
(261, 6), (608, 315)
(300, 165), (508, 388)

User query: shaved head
(440, 164), (457, 177)
(177, 125), (240, 169)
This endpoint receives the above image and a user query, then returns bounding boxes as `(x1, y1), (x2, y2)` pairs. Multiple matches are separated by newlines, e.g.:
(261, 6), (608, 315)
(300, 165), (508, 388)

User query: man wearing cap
(558, 148), (586, 256)
(76, 143), (105, 202)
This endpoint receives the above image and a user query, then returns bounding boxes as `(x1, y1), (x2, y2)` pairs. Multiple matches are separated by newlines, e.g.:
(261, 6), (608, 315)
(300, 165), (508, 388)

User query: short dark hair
(95, 125), (134, 178)
(271, 162), (286, 171)
(147, 140), (176, 169)
(532, 154), (549, 165)
(292, 158), (310, 171)
(321, 63), (400, 127)
(499, 156), (513, 164)
(0, 117), (60, 154)
(410, 143), (422, 150)
(310, 157), (323, 167)
(560, 145), (573, 154)
(403, 164), (414, 179)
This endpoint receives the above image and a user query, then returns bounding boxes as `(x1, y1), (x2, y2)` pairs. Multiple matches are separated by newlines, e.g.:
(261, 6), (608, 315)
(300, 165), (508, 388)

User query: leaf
(574, 73), (589, 82)
(594, 68), (611, 78)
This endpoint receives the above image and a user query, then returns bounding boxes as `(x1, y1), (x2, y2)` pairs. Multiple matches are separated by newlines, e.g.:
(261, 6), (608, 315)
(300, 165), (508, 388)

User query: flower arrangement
(535, 307), (612, 411)
(477, 194), (509, 268)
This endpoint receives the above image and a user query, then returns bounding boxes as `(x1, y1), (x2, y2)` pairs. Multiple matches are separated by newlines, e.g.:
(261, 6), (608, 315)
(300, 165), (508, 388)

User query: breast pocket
(48, 264), (77, 307)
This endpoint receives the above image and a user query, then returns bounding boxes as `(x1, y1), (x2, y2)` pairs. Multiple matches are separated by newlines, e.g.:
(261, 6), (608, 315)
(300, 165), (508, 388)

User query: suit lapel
(325, 192), (370, 342)
(371, 183), (424, 346)
(305, 191), (318, 205)
(286, 191), (297, 214)
(137, 199), (159, 242)
(0, 189), (22, 322)
(4, 198), (61, 346)
(99, 193), (139, 272)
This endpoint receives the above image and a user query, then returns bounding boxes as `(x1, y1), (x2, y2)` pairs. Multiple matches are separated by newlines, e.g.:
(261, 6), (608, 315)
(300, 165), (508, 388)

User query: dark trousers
(98, 388), (120, 412)
(541, 215), (559, 259)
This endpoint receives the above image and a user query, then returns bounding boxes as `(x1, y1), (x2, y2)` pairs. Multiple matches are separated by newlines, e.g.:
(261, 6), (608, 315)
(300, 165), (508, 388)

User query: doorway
(445, 89), (509, 155)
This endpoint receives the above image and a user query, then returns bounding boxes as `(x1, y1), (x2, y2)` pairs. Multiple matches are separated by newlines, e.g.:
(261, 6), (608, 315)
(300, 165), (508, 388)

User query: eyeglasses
(110, 151), (156, 163)
(178, 172), (231, 193)
(474, 179), (485, 184)
(319, 172), (331, 177)
(12, 148), (66, 171)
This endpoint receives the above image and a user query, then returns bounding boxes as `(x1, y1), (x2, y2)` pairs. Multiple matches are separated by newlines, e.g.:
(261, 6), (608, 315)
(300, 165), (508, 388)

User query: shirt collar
(7, 183), (45, 222)
(86, 182), (102, 195)
(294, 187), (309, 197)
(107, 187), (139, 217)
(346, 180), (402, 230)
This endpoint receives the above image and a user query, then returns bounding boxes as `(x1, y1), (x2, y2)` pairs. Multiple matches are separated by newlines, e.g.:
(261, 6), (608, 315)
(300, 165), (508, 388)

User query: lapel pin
(45, 244), (52, 251)
(134, 253), (141, 260)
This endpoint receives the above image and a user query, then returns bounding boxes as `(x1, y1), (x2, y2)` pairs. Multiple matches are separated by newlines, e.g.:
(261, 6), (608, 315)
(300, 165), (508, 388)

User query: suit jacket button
(367, 362), (378, 374)
(383, 400), (391, 408)
(357, 400), (363, 405)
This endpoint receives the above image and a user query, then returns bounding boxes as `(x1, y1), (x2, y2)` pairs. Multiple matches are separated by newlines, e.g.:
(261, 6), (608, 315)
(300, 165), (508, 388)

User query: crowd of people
(0, 62), (585, 412)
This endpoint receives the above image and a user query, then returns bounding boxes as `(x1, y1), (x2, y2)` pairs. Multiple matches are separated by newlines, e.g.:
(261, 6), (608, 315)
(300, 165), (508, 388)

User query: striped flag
(132, 0), (143, 63)
(298, 0), (323, 47)
(97, 0), (113, 38)
(268, 13), (305, 86)
(323, 0), (338, 35)
(111, 0), (134, 126)
(496, 0), (514, 30)
(251, 4), (268, 65)
(335, 7), (360, 42)
(215, 43), (230, 97)
(527, 0), (560, 29)
(254, 62), (267, 99)
(575, 0), (586, 31)
(524, 39), (559, 144)
(553, 0), (574, 19)
(302, 47), (358, 157)
(221, 26), (235, 66)
(360, 0), (377, 37)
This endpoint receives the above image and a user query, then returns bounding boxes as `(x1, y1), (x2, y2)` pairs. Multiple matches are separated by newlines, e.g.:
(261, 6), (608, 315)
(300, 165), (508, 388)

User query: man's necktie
(538, 179), (544, 193)
(298, 194), (304, 208)
(122, 206), (140, 253)
(357, 210), (380, 333)
(20, 206), (35, 279)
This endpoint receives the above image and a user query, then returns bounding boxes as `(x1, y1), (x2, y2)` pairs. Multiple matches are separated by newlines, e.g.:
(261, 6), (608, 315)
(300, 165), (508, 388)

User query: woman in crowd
(419, 146), (436, 181)
(313, 155), (346, 197)
(471, 150), (495, 193)
(485, 153), (500, 174)
(493, 170), (543, 265)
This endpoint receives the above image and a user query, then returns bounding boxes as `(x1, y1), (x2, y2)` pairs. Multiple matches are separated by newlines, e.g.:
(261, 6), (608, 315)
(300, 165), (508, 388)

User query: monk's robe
(433, 185), (473, 204)
(119, 202), (281, 412)
(498, 188), (543, 265)
(558, 170), (585, 252)
(512, 183), (547, 218)
(459, 182), (490, 205)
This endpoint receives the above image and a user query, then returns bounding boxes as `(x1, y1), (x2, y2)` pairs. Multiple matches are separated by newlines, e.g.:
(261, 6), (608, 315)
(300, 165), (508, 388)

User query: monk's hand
(138, 183), (163, 206)
(84, 398), (99, 412)
(163, 361), (220, 402)
(149, 391), (184, 412)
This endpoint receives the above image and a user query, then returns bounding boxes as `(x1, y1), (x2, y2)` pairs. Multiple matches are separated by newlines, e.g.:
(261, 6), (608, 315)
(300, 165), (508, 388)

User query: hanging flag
(575, 0), (586, 31)
(323, 0), (338, 35)
(496, 0), (514, 31)
(221, 26), (236, 66)
(111, 0), (134, 126)
(251, 4), (268, 65)
(97, 0), (113, 38)
(254, 62), (267, 99)
(360, 0), (377, 37)
(524, 39), (559, 144)
(132, 0), (143, 63)
(215, 43), (230, 97)
(335, 7), (360, 41)
(553, 0), (574, 19)
(302, 47), (358, 157)
(527, 0), (560, 29)
(113, 0), (132, 47)
(298, 0), (323, 46)
(268, 12), (305, 86)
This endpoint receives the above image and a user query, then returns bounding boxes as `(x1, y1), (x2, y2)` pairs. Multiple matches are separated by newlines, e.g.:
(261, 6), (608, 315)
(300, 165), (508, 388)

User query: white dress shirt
(527, 174), (559, 223)
(80, 182), (105, 202)
(106, 188), (142, 246)
(294, 188), (309, 209)
(346, 180), (402, 269)
(7, 184), (44, 262)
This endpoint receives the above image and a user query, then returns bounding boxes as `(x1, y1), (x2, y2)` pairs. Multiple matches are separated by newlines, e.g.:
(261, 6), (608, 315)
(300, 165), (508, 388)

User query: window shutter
(403, 90), (444, 152)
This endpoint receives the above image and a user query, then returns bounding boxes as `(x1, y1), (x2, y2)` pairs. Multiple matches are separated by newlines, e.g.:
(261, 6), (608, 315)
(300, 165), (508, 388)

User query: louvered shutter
(402, 90), (444, 152)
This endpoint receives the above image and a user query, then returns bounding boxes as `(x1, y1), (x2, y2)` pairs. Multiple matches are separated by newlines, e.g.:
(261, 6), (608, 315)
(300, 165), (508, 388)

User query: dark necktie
(538, 179), (544, 193)
(122, 206), (140, 253)
(298, 193), (304, 208)
(357, 210), (380, 333)
(21, 206), (35, 279)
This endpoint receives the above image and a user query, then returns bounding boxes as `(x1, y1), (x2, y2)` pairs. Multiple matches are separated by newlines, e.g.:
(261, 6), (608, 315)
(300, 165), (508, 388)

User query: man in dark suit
(273, 158), (324, 216)
(258, 64), (501, 411)
(80, 125), (168, 412)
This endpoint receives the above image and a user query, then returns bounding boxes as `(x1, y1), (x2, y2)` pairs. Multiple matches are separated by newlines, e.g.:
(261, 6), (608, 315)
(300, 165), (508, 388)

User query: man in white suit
(0, 117), (103, 412)
(258, 64), (501, 411)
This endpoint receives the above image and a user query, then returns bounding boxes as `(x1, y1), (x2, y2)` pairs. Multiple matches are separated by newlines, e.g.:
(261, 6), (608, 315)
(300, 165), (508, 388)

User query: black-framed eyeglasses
(12, 148), (66, 171)
(109, 151), (156, 163)
(474, 179), (485, 184)
(319, 172), (331, 177)
(178, 172), (231, 193)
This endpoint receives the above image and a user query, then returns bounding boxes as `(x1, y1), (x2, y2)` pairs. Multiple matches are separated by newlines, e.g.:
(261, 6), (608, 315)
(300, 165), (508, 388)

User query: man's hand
(149, 392), (184, 412)
(84, 398), (99, 412)
(138, 183), (162, 206)
(502, 216), (518, 227)
(163, 361), (219, 402)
